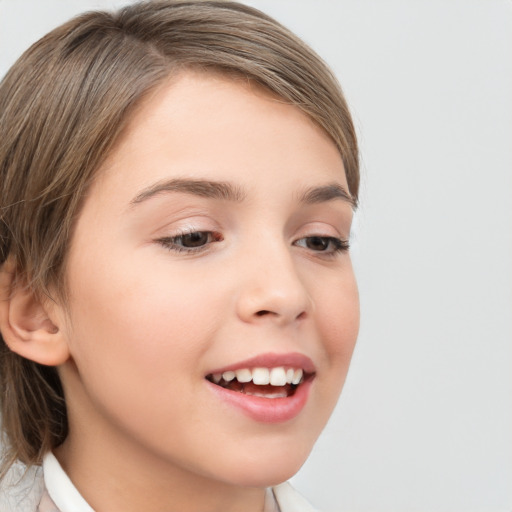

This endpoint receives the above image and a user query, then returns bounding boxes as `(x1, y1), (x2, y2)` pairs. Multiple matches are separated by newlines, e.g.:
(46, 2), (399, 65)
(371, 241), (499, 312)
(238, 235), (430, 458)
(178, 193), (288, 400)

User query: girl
(0, 1), (359, 510)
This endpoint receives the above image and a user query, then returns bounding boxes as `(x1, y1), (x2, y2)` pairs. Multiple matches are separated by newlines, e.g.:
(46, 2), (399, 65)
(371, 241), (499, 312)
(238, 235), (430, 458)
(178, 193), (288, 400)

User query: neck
(55, 433), (266, 512)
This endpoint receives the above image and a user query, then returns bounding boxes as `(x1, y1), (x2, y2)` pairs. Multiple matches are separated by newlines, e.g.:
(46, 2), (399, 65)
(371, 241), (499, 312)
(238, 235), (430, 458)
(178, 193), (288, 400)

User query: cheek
(314, 267), (360, 386)
(319, 264), (359, 341)
(62, 258), (226, 443)
(290, 267), (359, 453)
(64, 254), (222, 388)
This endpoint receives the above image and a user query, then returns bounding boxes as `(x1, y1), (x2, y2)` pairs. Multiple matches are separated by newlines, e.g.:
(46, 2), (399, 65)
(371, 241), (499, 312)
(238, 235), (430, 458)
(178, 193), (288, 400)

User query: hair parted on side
(0, 0), (359, 478)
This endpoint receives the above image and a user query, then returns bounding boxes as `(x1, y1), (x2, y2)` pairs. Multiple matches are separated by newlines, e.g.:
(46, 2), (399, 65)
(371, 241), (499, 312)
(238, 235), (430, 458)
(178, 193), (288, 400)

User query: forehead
(90, 70), (348, 208)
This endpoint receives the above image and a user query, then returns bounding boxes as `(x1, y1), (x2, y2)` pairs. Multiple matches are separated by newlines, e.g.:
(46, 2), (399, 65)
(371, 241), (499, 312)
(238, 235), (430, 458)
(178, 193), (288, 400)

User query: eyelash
(155, 230), (349, 256)
(294, 236), (350, 256)
(156, 231), (224, 254)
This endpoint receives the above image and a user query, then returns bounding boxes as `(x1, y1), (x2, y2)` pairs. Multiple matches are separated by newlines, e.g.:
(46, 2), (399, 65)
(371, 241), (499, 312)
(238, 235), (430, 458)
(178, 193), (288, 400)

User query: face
(58, 72), (359, 488)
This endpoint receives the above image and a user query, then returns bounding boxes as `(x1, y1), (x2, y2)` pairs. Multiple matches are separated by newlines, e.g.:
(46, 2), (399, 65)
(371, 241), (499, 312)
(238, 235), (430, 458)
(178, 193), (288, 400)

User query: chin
(210, 438), (314, 488)
(222, 463), (306, 489)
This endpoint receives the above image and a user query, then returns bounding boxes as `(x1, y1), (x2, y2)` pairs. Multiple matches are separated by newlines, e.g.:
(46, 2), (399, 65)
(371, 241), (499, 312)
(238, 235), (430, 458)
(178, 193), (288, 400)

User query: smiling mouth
(206, 367), (311, 398)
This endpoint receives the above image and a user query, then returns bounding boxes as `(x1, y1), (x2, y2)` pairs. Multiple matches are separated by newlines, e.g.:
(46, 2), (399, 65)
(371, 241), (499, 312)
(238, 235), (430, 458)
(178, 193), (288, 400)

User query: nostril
(255, 309), (307, 319)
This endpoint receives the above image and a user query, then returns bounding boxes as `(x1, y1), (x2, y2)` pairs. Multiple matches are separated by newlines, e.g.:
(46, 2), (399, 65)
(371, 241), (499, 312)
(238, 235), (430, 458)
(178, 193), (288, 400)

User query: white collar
(42, 452), (94, 512)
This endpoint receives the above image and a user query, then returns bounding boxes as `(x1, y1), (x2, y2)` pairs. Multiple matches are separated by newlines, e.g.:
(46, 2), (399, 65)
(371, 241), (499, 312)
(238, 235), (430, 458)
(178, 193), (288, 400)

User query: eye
(177, 231), (211, 248)
(156, 231), (223, 253)
(294, 236), (349, 254)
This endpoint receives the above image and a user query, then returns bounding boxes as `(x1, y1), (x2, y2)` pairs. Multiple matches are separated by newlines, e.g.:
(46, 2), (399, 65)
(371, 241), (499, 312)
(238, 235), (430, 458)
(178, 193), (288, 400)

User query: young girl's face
(56, 71), (359, 487)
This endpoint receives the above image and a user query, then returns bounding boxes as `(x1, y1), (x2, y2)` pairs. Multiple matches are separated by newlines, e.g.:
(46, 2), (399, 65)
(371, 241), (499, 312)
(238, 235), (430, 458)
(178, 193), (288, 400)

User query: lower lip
(206, 378), (313, 423)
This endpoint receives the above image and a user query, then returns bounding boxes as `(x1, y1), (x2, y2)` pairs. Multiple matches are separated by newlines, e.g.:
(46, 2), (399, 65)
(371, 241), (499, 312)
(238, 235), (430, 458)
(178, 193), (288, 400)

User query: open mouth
(206, 367), (312, 399)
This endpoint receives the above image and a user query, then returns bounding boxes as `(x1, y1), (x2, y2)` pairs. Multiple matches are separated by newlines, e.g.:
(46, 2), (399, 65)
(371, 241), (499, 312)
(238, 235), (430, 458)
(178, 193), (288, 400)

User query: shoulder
(272, 482), (320, 512)
(0, 461), (45, 512)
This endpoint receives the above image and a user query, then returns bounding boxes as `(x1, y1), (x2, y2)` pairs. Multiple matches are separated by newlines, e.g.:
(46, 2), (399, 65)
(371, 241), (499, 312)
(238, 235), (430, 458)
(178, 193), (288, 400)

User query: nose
(235, 241), (312, 326)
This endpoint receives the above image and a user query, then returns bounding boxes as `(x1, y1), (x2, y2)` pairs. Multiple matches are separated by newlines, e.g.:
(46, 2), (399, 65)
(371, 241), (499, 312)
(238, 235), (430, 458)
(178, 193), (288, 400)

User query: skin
(7, 72), (360, 511)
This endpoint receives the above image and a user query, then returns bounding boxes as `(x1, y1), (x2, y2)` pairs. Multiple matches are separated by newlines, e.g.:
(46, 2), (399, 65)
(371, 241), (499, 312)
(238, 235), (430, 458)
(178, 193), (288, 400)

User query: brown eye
(305, 236), (329, 251)
(156, 231), (223, 253)
(179, 231), (211, 248)
(294, 236), (349, 254)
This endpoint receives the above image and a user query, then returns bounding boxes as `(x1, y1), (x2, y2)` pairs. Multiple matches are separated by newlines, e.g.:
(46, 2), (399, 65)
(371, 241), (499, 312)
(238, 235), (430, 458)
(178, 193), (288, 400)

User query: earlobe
(0, 264), (70, 366)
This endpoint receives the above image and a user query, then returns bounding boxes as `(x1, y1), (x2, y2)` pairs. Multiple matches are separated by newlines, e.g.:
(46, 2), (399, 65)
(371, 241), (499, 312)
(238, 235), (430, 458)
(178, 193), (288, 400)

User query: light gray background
(1, 1), (511, 511)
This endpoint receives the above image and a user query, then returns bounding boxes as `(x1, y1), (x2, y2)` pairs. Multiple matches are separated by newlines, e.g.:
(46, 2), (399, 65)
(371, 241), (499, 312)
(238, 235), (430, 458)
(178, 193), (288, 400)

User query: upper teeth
(212, 367), (303, 386)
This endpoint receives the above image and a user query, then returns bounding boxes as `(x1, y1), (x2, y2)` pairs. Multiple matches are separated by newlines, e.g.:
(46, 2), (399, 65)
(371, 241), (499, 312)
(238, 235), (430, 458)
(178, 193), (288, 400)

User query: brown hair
(0, 0), (359, 477)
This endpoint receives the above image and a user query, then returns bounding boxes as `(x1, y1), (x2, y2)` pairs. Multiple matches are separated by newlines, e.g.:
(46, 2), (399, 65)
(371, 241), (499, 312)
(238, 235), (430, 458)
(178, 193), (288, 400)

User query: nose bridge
(235, 233), (311, 324)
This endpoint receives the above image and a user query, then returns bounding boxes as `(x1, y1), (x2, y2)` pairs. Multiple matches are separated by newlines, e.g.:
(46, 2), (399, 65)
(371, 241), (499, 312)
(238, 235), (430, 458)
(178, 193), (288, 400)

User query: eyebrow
(129, 178), (355, 209)
(298, 183), (356, 209)
(129, 178), (245, 206)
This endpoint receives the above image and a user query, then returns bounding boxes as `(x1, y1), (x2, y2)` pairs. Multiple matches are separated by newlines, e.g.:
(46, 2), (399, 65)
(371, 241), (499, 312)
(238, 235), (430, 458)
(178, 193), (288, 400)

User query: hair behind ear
(0, 348), (67, 479)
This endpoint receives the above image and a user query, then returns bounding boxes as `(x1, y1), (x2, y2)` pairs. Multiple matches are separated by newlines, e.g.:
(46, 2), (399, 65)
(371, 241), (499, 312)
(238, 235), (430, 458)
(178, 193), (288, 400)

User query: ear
(0, 262), (70, 366)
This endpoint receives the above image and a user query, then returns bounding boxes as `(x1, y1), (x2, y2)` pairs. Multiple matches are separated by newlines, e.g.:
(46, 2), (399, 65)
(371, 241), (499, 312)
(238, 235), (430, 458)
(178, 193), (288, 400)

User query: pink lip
(206, 377), (313, 423)
(205, 352), (316, 423)
(206, 352), (316, 375)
